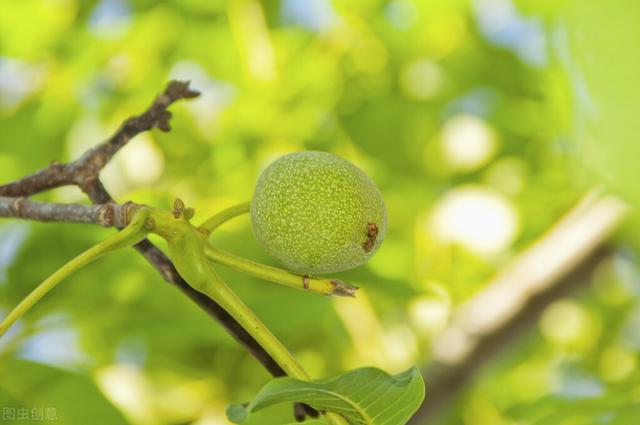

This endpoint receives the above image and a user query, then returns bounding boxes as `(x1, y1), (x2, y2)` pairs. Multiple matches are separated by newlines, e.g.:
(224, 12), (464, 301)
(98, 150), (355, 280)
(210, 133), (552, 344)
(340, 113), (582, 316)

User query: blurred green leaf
(0, 359), (127, 425)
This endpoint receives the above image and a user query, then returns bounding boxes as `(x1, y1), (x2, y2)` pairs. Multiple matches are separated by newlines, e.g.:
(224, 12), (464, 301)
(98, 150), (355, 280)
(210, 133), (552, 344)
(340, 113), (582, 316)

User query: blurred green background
(1, 0), (639, 424)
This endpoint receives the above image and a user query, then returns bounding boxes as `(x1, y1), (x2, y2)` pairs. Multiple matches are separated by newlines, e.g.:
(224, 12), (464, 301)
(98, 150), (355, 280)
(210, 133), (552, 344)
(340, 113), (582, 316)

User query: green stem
(188, 248), (348, 425)
(199, 202), (357, 297)
(198, 201), (250, 234)
(151, 209), (348, 425)
(208, 266), (309, 377)
(201, 267), (348, 425)
(204, 242), (357, 297)
(0, 209), (151, 338)
(158, 211), (310, 378)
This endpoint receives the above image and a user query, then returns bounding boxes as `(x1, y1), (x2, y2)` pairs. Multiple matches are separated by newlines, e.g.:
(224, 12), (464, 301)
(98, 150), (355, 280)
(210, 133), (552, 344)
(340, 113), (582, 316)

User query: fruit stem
(204, 266), (310, 378)
(197, 271), (348, 425)
(204, 242), (357, 297)
(0, 208), (151, 338)
(198, 202), (358, 297)
(149, 209), (349, 425)
(198, 201), (250, 234)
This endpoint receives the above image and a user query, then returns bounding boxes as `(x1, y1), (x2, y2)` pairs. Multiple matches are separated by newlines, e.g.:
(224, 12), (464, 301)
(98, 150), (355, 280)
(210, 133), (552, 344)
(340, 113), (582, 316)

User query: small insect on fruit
(250, 151), (387, 275)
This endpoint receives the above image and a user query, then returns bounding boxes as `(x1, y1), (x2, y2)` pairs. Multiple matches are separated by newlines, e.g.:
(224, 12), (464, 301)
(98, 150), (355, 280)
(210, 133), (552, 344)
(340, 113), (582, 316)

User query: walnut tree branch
(0, 81), (291, 383)
(0, 81), (199, 199)
(0, 196), (138, 227)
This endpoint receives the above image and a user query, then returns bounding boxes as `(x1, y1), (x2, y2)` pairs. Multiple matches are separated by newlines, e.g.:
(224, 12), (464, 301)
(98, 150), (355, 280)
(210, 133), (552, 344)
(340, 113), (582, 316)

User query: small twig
(0, 196), (138, 228)
(0, 81), (198, 199)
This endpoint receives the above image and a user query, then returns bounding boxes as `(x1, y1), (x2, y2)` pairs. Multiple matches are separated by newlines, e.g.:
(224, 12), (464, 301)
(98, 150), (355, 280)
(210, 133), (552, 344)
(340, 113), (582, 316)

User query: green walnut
(250, 151), (387, 275)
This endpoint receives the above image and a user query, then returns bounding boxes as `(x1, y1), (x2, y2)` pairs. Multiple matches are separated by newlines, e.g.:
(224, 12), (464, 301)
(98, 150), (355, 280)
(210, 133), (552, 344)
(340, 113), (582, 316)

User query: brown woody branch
(0, 196), (139, 227)
(0, 81), (288, 381)
(0, 81), (198, 199)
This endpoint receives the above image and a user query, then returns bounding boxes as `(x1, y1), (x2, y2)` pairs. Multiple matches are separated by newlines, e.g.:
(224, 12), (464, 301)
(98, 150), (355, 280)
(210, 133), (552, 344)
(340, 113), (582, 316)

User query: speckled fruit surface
(250, 151), (387, 275)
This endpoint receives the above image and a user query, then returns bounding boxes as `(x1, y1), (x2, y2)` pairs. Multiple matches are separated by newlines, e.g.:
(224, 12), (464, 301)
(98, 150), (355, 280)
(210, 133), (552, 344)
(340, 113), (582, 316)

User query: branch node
(80, 175), (99, 194)
(97, 203), (115, 227)
(10, 197), (26, 217)
(121, 201), (140, 225)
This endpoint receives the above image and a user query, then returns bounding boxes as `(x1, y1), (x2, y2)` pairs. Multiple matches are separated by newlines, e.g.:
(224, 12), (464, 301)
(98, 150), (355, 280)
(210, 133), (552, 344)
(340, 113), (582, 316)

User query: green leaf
(227, 367), (425, 425)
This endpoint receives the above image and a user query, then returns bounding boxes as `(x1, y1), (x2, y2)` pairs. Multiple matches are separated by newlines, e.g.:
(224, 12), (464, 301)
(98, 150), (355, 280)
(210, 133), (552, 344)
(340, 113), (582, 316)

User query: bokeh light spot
(441, 114), (498, 172)
(428, 185), (519, 256)
(400, 59), (444, 100)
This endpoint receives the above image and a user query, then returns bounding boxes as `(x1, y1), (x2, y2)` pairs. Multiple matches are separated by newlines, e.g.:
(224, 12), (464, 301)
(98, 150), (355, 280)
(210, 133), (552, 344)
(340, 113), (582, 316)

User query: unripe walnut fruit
(250, 151), (387, 275)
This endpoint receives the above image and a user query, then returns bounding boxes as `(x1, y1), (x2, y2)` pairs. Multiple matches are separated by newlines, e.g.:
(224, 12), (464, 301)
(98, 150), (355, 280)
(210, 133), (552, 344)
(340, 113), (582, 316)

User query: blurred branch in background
(411, 191), (630, 424)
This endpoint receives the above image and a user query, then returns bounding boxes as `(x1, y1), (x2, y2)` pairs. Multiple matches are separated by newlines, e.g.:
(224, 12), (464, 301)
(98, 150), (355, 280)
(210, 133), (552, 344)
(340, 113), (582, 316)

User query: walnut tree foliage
(1, 0), (640, 424)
